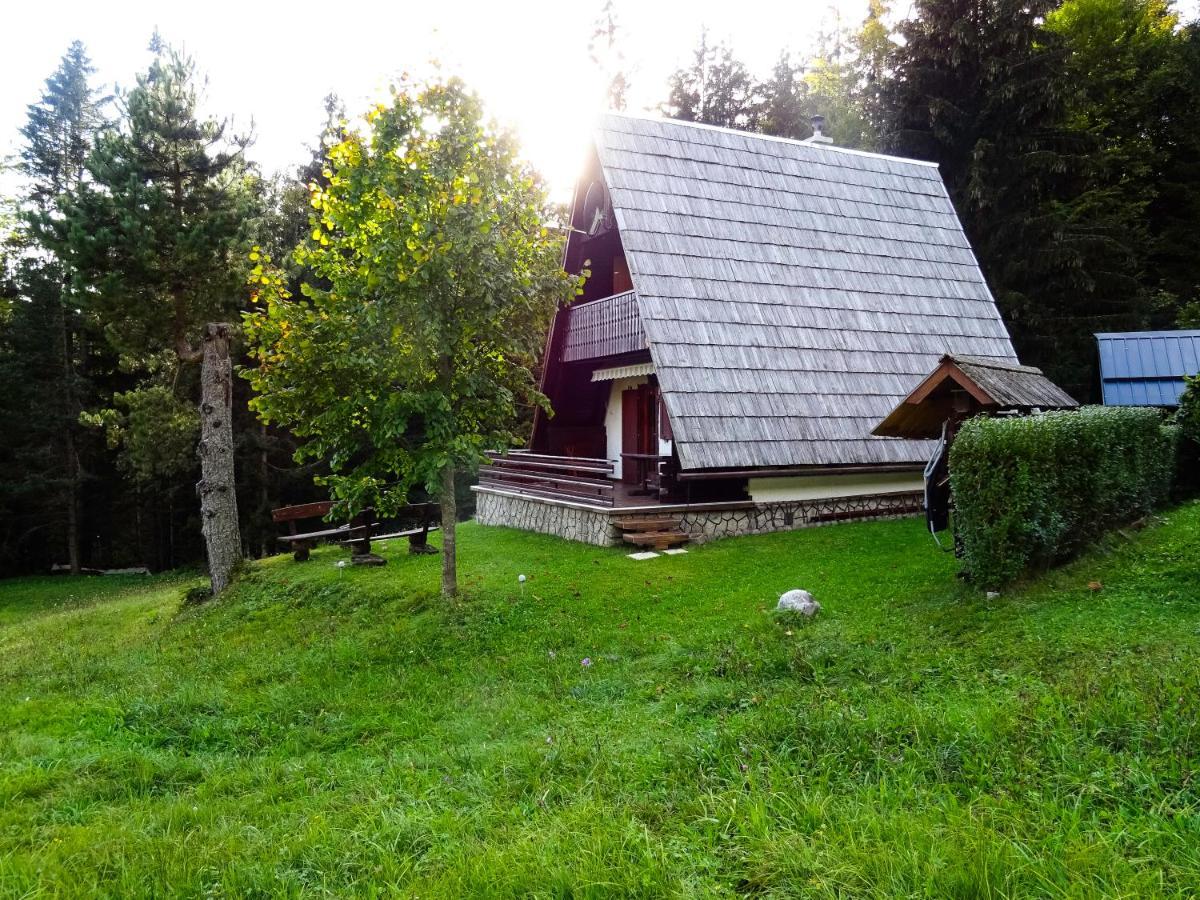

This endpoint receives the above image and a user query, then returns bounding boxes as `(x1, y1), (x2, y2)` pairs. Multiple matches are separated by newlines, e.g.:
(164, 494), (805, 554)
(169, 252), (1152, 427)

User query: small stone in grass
(986, 591), (1000, 600)
(776, 589), (820, 617)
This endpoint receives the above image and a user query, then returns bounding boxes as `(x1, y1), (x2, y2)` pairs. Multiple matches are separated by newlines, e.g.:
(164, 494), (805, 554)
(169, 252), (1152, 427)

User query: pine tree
(885, 0), (1141, 398)
(1048, 0), (1200, 328)
(589, 0), (630, 111)
(16, 41), (108, 574)
(664, 30), (756, 129)
(756, 52), (808, 139)
(853, 0), (895, 142)
(799, 12), (875, 149)
(1153, 23), (1200, 326)
(755, 8), (889, 148)
(66, 35), (253, 592)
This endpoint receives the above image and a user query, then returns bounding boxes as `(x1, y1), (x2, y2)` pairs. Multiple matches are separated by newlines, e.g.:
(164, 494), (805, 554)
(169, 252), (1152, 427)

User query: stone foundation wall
(680, 491), (924, 543)
(473, 487), (923, 548)
(474, 489), (618, 546)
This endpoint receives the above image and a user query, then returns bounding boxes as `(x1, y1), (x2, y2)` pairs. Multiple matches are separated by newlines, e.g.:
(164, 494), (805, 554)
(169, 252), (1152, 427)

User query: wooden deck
(478, 451), (616, 506)
(611, 481), (664, 508)
(479, 451), (692, 509)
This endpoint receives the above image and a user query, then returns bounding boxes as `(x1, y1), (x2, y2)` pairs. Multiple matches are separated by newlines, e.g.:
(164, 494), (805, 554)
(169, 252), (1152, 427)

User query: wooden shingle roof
(595, 113), (1018, 470)
(873, 355), (1079, 439)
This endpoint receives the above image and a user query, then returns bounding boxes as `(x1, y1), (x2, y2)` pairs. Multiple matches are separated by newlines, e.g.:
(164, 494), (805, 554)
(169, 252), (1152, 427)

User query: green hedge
(1177, 375), (1200, 498)
(949, 406), (1175, 587)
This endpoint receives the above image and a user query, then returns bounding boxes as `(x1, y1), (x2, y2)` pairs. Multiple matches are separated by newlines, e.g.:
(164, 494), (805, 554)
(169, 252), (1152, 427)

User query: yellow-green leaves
(243, 73), (580, 544)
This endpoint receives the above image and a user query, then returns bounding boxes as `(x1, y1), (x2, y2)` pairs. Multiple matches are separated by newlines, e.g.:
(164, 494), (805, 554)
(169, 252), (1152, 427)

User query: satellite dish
(580, 180), (611, 236)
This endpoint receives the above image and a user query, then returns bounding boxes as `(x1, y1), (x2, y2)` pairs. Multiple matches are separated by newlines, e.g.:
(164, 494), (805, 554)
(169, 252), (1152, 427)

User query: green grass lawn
(2, 505), (1200, 898)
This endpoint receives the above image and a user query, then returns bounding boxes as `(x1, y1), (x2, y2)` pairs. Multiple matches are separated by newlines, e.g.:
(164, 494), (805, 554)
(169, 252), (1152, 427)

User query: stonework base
(680, 491), (923, 543)
(473, 487), (923, 547)
(474, 490), (619, 546)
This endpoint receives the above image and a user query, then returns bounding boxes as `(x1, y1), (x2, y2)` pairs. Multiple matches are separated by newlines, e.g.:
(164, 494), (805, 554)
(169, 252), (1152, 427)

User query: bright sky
(4, 0), (1198, 200)
(3, 0), (875, 199)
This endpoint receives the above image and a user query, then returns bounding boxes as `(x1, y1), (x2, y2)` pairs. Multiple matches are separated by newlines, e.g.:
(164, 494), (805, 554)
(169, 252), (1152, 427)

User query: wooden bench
(272, 501), (366, 562)
(272, 500), (441, 563)
(339, 502), (441, 559)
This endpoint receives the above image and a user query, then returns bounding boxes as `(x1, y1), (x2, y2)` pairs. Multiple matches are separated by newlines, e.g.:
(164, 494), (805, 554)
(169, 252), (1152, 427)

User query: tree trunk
(258, 424), (271, 558)
(440, 462), (457, 599)
(57, 298), (81, 574)
(197, 323), (242, 595)
(64, 424), (80, 574)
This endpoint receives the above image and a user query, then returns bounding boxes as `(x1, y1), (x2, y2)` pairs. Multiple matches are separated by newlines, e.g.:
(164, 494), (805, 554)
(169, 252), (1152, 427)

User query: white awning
(591, 362), (655, 382)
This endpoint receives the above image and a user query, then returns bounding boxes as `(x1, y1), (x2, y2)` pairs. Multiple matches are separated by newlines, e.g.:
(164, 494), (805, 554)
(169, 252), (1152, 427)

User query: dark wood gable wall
(532, 149), (649, 458)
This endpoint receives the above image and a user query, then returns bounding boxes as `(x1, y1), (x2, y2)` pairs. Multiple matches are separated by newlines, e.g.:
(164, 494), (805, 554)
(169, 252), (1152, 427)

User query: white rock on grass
(776, 589), (821, 617)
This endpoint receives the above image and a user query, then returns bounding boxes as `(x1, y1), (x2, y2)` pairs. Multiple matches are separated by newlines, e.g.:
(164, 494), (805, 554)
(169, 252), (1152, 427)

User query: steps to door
(614, 515), (691, 551)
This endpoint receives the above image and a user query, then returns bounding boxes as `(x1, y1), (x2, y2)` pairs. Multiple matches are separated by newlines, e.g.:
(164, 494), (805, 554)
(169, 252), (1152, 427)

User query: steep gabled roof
(1096, 330), (1200, 407)
(594, 113), (1017, 470)
(873, 354), (1078, 439)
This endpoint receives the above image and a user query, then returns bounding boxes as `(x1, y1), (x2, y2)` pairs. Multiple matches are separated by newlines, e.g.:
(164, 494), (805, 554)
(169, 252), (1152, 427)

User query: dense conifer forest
(2, 0), (1198, 576)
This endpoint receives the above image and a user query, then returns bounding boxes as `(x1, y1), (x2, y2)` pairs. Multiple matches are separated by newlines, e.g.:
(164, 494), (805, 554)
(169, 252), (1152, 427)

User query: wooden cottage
(475, 114), (1020, 548)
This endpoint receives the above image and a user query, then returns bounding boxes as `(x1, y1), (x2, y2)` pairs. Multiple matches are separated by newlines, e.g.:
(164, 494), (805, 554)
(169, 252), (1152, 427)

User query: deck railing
(479, 451), (615, 507)
(562, 290), (645, 362)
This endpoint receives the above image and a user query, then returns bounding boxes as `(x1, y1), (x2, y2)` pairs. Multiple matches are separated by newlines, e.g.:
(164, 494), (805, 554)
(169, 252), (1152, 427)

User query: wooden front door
(620, 384), (659, 485)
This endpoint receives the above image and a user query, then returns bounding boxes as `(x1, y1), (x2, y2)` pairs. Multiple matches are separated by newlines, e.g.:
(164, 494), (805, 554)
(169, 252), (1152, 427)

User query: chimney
(805, 114), (834, 145)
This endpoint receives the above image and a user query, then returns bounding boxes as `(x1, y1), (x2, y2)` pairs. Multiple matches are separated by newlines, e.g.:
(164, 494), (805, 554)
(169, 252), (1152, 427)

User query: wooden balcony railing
(562, 290), (645, 362)
(479, 451), (615, 507)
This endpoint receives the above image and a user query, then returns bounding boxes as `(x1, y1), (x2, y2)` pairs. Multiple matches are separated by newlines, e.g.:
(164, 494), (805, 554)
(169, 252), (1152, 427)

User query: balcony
(479, 451), (615, 506)
(561, 290), (646, 362)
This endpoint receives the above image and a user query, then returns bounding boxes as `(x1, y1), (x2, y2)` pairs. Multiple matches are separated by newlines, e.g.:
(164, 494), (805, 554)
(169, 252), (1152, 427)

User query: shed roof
(1096, 330), (1200, 407)
(595, 113), (1018, 470)
(873, 354), (1078, 439)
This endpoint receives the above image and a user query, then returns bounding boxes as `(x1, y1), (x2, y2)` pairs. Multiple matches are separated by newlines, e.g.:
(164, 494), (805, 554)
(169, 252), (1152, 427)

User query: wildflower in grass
(581, 657), (592, 667)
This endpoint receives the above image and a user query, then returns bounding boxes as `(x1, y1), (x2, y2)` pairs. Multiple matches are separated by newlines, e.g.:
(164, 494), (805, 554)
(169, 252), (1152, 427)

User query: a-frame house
(476, 113), (1019, 548)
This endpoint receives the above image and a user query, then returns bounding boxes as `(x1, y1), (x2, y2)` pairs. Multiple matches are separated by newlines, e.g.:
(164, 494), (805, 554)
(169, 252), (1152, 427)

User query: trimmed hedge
(1177, 375), (1200, 498)
(949, 406), (1175, 587)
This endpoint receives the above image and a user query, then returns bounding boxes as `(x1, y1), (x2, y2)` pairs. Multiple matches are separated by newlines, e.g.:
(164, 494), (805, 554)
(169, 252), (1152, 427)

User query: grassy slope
(1, 506), (1199, 898)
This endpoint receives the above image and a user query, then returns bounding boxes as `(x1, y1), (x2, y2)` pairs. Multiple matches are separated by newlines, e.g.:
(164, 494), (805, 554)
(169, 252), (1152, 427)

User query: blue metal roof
(1095, 330), (1200, 406)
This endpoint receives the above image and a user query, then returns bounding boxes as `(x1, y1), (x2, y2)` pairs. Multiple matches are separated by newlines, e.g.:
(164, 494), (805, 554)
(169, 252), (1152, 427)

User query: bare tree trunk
(197, 323), (241, 595)
(57, 300), (81, 574)
(64, 428), (80, 574)
(440, 462), (457, 599)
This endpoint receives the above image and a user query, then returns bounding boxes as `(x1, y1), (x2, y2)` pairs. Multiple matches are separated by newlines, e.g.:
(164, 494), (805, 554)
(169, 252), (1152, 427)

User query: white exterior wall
(748, 471), (924, 503)
(602, 375), (672, 480)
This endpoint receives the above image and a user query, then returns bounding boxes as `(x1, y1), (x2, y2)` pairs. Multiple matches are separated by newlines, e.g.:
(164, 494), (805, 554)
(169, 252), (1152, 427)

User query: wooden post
(197, 323), (242, 595)
(409, 504), (436, 554)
